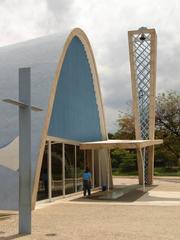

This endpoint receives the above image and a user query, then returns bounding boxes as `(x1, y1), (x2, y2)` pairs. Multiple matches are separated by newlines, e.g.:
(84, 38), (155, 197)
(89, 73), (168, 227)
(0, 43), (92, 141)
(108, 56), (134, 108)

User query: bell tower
(128, 27), (157, 185)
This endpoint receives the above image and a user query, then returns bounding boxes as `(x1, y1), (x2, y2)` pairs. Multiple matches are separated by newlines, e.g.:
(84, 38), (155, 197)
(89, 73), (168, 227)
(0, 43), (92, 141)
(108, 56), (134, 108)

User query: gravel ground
(0, 177), (180, 240)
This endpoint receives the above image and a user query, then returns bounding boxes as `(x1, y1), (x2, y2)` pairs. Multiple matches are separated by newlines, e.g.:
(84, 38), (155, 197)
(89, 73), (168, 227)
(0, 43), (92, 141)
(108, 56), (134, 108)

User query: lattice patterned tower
(128, 27), (157, 185)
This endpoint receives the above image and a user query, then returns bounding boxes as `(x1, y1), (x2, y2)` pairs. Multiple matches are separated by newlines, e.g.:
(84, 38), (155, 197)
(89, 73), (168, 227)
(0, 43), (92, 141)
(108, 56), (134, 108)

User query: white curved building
(0, 28), (112, 210)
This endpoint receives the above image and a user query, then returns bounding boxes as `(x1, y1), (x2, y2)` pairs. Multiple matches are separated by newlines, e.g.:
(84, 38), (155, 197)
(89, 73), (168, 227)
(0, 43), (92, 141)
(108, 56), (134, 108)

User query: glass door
(37, 144), (48, 200)
(51, 143), (63, 197)
(76, 146), (84, 191)
(65, 144), (75, 194)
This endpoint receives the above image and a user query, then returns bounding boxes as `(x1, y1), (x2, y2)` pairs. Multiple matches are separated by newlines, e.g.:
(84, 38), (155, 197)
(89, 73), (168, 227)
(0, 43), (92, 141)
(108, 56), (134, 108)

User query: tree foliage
(110, 90), (180, 171)
(113, 113), (135, 140)
(155, 91), (180, 166)
(111, 149), (137, 172)
(110, 113), (136, 173)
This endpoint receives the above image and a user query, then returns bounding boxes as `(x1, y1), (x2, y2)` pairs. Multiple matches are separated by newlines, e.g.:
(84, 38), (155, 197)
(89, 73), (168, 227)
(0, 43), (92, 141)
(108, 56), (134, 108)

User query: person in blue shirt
(83, 167), (92, 196)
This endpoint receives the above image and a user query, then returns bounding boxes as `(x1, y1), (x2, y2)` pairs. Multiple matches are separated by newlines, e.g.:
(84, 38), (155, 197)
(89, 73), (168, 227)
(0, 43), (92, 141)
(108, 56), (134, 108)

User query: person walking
(83, 167), (92, 196)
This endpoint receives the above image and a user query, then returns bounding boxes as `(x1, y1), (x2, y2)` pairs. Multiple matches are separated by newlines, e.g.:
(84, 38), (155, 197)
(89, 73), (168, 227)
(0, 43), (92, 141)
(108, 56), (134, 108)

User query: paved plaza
(1, 177), (180, 240)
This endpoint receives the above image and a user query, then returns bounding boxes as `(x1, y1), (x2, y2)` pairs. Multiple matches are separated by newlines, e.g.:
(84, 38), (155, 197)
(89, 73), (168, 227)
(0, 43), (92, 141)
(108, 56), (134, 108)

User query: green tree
(113, 113), (135, 140)
(110, 90), (180, 173)
(110, 113), (136, 173)
(155, 91), (180, 167)
(111, 148), (137, 173)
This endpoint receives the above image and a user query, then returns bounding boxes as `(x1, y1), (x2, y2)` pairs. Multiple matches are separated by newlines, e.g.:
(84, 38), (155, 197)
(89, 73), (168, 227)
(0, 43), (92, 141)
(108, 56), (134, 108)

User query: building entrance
(37, 139), (101, 201)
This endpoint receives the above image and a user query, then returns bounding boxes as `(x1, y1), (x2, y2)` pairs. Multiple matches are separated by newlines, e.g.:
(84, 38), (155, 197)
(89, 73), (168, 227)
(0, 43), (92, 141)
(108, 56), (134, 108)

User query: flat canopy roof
(80, 139), (163, 150)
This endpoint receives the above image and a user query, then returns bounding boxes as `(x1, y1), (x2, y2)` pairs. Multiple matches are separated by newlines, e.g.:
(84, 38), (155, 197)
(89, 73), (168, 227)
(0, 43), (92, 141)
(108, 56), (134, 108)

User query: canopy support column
(75, 145), (77, 192)
(62, 143), (65, 196)
(48, 141), (52, 201)
(99, 154), (101, 187)
(92, 150), (95, 189)
(139, 147), (146, 192)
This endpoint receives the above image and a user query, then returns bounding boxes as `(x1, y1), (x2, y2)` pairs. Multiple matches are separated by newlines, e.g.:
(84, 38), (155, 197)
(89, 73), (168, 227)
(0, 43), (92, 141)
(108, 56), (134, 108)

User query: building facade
(0, 28), (112, 210)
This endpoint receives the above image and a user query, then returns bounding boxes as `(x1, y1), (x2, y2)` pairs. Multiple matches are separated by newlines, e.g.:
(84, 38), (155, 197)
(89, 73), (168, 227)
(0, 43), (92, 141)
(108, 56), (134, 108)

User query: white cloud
(0, 0), (179, 132)
(0, 0), (49, 45)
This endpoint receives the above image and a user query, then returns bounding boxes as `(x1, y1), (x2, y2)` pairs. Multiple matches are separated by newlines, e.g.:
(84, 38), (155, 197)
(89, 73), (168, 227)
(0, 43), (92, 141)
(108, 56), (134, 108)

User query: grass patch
(154, 167), (180, 176)
(112, 167), (180, 177)
(112, 170), (137, 176)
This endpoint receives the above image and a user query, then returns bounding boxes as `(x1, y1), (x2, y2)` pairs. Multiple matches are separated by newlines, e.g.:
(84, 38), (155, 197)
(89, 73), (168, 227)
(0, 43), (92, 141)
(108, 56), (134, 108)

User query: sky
(0, 0), (179, 132)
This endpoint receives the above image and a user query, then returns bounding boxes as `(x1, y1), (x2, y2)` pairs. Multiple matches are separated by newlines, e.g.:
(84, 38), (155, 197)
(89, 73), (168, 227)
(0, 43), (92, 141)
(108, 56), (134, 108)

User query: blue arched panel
(48, 37), (102, 141)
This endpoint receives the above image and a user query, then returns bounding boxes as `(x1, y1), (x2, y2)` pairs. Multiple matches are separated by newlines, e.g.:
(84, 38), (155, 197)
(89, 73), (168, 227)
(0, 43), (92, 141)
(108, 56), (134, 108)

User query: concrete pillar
(19, 68), (31, 234)
(48, 141), (52, 201)
(92, 150), (94, 188)
(75, 145), (77, 192)
(62, 143), (65, 196)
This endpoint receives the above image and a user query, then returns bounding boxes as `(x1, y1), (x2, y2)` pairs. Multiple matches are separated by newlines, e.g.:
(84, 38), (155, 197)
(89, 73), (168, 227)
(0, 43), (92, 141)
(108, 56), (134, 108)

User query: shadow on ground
(0, 234), (25, 240)
(72, 183), (180, 203)
(71, 184), (154, 203)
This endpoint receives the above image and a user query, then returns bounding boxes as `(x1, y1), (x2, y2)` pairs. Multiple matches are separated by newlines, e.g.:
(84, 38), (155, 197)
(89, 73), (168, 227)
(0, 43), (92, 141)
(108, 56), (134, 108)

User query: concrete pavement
(0, 176), (180, 240)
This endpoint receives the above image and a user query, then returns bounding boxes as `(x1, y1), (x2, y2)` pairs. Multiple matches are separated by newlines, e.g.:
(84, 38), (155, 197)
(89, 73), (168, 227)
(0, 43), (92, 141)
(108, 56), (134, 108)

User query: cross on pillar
(3, 67), (42, 234)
